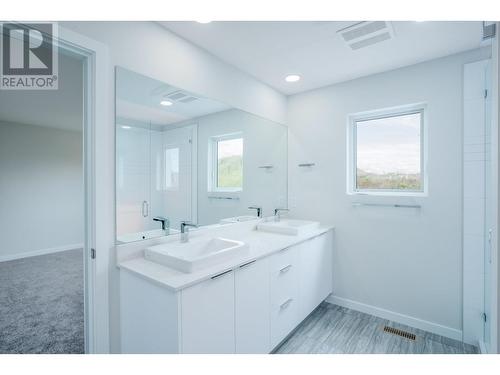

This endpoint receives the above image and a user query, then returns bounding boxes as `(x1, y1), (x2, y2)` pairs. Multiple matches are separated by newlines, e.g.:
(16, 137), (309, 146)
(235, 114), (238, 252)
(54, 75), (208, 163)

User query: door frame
(56, 26), (111, 354)
(161, 123), (199, 226)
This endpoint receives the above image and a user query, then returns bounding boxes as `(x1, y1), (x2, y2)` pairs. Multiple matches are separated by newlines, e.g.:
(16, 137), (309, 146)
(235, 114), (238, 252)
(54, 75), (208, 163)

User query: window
(164, 147), (179, 190)
(349, 105), (425, 194)
(209, 134), (243, 192)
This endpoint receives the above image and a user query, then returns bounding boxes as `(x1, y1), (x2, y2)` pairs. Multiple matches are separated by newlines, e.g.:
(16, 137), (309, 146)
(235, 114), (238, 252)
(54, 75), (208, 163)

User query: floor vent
(383, 326), (417, 341)
(337, 21), (394, 50)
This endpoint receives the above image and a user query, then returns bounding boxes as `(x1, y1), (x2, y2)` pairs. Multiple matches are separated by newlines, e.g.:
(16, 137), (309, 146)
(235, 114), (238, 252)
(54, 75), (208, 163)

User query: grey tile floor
(275, 302), (478, 354)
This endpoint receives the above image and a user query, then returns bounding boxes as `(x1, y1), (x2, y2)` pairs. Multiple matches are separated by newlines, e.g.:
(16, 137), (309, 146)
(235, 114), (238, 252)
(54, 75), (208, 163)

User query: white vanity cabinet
(119, 230), (333, 353)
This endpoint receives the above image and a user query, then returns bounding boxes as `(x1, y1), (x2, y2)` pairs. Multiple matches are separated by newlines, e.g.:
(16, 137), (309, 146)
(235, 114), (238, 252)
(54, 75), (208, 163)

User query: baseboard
(326, 295), (463, 342)
(0, 243), (83, 262)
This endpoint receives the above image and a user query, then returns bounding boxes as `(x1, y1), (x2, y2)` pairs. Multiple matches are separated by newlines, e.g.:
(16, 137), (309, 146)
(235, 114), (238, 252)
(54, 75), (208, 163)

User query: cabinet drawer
(270, 294), (299, 348)
(270, 246), (298, 302)
(269, 246), (299, 348)
(270, 262), (297, 303)
(270, 246), (297, 273)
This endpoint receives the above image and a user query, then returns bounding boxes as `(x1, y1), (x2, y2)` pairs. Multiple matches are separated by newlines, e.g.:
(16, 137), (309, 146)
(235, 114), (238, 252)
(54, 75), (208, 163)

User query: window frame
(347, 103), (427, 196)
(208, 132), (244, 193)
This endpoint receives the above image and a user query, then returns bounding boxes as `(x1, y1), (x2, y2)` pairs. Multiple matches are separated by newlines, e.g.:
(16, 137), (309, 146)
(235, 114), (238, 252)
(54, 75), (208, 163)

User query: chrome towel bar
(352, 202), (421, 208)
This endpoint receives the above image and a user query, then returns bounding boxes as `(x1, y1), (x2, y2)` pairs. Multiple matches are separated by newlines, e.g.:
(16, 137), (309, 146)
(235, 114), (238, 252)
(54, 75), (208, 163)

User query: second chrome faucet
(180, 221), (198, 243)
(274, 208), (289, 222)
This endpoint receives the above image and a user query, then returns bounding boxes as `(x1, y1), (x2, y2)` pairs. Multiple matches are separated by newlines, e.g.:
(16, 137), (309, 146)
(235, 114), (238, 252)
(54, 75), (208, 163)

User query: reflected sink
(144, 237), (248, 273)
(257, 219), (320, 236)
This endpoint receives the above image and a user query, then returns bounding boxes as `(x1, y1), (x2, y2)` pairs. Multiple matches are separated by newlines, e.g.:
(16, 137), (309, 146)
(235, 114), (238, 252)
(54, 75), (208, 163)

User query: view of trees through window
(217, 137), (243, 189)
(355, 111), (422, 191)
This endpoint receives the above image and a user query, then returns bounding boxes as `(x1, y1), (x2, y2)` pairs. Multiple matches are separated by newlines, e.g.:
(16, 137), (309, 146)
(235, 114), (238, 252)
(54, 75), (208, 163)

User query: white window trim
(208, 132), (243, 193)
(346, 103), (428, 197)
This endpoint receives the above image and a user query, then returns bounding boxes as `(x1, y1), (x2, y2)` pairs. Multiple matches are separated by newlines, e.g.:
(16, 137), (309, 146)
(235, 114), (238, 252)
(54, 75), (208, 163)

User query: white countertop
(118, 220), (334, 292)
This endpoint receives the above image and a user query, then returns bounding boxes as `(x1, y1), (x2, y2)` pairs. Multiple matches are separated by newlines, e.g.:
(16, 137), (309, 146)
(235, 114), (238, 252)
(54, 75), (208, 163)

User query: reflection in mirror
(115, 67), (287, 244)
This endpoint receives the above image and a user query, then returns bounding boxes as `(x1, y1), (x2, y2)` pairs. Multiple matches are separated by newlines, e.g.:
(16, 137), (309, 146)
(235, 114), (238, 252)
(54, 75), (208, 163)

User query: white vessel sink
(144, 237), (248, 273)
(257, 219), (320, 236)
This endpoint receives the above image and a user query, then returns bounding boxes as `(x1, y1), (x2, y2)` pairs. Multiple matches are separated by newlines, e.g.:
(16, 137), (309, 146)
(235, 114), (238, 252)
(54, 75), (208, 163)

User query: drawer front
(270, 246), (297, 273)
(270, 246), (298, 303)
(270, 294), (299, 348)
(269, 246), (299, 348)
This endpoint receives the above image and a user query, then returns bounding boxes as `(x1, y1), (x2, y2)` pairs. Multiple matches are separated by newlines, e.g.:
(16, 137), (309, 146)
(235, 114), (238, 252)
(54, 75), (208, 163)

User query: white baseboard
(0, 243), (83, 262)
(326, 295), (463, 342)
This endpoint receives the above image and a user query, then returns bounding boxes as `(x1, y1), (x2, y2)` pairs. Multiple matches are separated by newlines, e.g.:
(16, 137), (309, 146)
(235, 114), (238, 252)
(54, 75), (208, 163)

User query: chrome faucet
(274, 208), (289, 222)
(248, 206), (262, 218)
(180, 221), (198, 243)
(153, 216), (169, 231)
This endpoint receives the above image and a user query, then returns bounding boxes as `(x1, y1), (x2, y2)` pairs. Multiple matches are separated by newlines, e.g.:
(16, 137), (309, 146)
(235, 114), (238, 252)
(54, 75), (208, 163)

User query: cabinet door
(235, 258), (270, 353)
(181, 270), (235, 353)
(298, 233), (333, 321)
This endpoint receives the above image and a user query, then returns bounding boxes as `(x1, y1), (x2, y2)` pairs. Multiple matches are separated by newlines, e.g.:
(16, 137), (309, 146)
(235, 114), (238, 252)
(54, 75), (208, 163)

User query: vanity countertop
(118, 221), (334, 292)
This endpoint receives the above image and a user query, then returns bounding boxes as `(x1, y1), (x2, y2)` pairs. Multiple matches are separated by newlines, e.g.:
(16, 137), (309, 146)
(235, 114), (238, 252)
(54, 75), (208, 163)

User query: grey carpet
(275, 302), (478, 354)
(0, 249), (84, 354)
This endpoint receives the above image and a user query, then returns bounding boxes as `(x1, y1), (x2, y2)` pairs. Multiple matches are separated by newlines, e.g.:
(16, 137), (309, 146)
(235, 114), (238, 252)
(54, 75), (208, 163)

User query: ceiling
(159, 21), (484, 95)
(0, 51), (84, 131)
(116, 67), (231, 126)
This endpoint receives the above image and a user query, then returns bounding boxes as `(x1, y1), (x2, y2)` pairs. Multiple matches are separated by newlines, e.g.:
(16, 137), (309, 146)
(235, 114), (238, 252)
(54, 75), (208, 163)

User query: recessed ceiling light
(285, 74), (301, 83)
(160, 99), (173, 106)
(121, 125), (131, 129)
(196, 20), (212, 24)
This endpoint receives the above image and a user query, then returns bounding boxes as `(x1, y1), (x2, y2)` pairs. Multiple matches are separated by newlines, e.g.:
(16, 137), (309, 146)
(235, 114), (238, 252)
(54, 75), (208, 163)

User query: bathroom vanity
(114, 67), (332, 354)
(118, 219), (333, 353)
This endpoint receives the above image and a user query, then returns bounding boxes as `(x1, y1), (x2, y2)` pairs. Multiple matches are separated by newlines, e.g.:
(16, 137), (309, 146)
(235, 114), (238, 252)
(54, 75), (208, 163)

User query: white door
(483, 59), (492, 350)
(181, 270), (235, 353)
(161, 125), (196, 231)
(463, 59), (493, 347)
(235, 258), (271, 353)
(116, 124), (150, 236)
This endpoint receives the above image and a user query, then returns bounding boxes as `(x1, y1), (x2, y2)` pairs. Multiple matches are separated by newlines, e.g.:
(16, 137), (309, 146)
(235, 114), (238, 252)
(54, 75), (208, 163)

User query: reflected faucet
(248, 206), (262, 218)
(274, 208), (289, 222)
(180, 221), (198, 243)
(153, 216), (169, 231)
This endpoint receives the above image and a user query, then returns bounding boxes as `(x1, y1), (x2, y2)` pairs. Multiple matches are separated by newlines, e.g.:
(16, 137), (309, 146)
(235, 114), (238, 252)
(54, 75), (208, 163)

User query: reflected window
(165, 147), (179, 190)
(210, 134), (243, 192)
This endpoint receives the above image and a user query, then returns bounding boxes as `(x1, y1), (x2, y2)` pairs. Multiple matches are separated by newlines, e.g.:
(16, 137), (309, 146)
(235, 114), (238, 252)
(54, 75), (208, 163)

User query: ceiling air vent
(337, 21), (394, 50)
(165, 90), (199, 104)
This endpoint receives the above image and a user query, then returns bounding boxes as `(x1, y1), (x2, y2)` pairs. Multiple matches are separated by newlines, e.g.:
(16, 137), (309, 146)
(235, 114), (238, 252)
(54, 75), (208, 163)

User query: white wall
(287, 48), (490, 339)
(60, 21), (287, 353)
(0, 121), (83, 261)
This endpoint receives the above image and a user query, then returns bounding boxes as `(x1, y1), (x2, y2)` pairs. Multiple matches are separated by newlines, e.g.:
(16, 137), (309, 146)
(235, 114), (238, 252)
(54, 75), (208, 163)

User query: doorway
(0, 28), (98, 353)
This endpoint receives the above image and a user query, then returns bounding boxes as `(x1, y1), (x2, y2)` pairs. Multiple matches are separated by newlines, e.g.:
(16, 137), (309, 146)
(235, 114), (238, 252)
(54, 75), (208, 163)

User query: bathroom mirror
(115, 67), (288, 244)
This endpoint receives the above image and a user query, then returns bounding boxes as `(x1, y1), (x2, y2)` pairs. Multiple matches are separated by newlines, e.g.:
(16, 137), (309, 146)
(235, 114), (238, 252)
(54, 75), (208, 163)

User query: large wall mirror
(115, 67), (288, 244)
